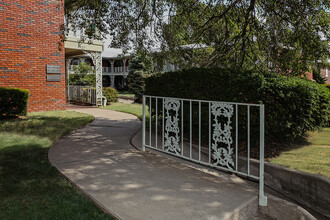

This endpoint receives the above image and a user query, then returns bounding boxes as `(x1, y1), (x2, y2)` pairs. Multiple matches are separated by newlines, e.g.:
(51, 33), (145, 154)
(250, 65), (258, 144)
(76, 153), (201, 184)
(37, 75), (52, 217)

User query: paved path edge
(47, 117), (121, 220)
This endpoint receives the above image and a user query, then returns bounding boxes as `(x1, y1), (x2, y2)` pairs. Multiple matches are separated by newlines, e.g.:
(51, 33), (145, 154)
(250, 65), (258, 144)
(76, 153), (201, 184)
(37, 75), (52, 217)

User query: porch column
(83, 51), (103, 106)
(110, 60), (114, 73)
(123, 75), (128, 87)
(66, 57), (73, 101)
(123, 59), (127, 72)
(110, 75), (115, 88)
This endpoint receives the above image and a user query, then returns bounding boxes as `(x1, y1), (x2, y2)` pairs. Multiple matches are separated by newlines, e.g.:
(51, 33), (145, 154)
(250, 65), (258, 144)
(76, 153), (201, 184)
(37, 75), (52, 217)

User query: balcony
(69, 64), (127, 74)
(114, 66), (124, 73)
(102, 67), (111, 73)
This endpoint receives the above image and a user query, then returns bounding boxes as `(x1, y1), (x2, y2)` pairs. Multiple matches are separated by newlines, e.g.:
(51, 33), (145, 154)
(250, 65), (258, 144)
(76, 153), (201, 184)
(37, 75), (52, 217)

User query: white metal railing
(102, 67), (111, 73)
(68, 86), (96, 105)
(114, 66), (124, 73)
(142, 95), (267, 206)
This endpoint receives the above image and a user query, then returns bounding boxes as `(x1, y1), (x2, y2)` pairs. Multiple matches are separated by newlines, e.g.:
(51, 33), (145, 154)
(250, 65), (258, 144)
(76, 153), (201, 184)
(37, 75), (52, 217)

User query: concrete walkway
(49, 108), (260, 220)
(118, 97), (134, 104)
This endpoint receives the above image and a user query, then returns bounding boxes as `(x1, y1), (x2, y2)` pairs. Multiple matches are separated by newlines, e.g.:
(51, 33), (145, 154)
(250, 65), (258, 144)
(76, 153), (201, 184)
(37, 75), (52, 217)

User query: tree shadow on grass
(0, 143), (113, 219)
(0, 113), (113, 219)
(0, 115), (94, 142)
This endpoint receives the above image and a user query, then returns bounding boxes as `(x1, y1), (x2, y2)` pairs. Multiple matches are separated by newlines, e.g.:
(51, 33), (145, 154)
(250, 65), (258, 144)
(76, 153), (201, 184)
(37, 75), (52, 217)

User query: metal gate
(68, 86), (96, 105)
(142, 95), (267, 206)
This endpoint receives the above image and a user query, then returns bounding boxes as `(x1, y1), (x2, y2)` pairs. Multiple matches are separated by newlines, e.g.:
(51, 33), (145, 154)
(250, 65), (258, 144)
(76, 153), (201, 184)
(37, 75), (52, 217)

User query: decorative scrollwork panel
(211, 102), (234, 169)
(164, 98), (181, 155)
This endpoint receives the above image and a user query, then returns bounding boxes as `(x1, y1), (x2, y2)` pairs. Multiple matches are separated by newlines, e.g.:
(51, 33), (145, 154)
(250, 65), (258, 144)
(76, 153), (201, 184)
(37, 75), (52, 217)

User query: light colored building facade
(68, 49), (181, 91)
(64, 36), (104, 105)
(68, 51), (132, 90)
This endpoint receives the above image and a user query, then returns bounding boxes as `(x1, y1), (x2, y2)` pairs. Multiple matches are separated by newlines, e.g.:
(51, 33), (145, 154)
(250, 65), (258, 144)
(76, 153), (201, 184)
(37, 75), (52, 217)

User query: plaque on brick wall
(46, 65), (61, 74)
(46, 75), (61, 82)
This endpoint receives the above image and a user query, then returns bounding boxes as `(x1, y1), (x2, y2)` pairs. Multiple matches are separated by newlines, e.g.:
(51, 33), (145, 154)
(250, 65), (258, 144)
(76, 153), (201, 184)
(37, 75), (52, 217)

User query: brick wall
(0, 0), (65, 112)
(320, 68), (330, 84)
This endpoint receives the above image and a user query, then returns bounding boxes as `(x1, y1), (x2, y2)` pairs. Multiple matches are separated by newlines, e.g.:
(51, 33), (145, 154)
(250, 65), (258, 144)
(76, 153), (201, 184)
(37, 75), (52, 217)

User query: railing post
(259, 105), (267, 206)
(142, 96), (146, 151)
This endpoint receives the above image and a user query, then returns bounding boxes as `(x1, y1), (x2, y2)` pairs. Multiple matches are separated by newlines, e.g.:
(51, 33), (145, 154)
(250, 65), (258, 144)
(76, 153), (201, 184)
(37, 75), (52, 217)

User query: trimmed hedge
(102, 87), (118, 104)
(0, 87), (29, 117)
(145, 68), (330, 144)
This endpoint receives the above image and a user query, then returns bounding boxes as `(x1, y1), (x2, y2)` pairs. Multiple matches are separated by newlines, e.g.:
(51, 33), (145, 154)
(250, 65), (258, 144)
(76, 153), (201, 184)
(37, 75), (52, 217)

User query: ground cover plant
(0, 111), (114, 219)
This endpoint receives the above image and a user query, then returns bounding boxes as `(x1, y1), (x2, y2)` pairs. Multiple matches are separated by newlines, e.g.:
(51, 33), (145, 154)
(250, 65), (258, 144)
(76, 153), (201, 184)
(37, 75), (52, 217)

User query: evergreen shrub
(127, 70), (150, 103)
(126, 53), (153, 103)
(145, 68), (330, 144)
(102, 87), (118, 104)
(0, 87), (29, 118)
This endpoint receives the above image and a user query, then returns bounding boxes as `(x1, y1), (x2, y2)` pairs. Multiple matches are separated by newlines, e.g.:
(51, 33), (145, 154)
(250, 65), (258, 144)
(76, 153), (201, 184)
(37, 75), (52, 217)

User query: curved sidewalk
(49, 108), (259, 220)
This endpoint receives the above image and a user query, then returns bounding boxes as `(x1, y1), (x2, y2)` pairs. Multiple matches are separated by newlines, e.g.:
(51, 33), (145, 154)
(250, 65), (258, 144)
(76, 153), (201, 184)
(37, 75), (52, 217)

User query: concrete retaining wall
(238, 158), (330, 218)
(259, 195), (317, 220)
(264, 162), (330, 219)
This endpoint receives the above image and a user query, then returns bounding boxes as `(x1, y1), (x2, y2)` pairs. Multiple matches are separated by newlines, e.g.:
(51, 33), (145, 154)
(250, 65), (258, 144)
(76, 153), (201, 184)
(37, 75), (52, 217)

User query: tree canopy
(65, 0), (329, 75)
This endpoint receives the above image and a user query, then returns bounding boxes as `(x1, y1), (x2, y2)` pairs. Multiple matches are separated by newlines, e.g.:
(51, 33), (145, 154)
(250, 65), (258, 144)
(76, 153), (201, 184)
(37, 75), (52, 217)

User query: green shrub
(69, 74), (96, 86)
(102, 87), (118, 104)
(69, 63), (96, 86)
(126, 52), (153, 103)
(325, 84), (330, 90)
(127, 70), (150, 103)
(0, 87), (29, 118)
(145, 68), (330, 145)
(312, 67), (326, 84)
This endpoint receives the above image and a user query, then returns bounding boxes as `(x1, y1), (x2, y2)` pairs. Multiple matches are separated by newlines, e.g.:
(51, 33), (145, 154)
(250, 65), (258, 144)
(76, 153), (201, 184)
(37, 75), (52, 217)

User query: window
(72, 59), (79, 65)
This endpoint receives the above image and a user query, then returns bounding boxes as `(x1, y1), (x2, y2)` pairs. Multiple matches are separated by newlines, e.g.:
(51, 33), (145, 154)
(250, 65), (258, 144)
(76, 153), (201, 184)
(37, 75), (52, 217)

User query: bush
(0, 87), (29, 118)
(145, 68), (330, 145)
(312, 67), (326, 84)
(69, 63), (96, 86)
(102, 87), (118, 104)
(126, 52), (153, 103)
(325, 84), (330, 90)
(127, 70), (150, 103)
(69, 74), (96, 86)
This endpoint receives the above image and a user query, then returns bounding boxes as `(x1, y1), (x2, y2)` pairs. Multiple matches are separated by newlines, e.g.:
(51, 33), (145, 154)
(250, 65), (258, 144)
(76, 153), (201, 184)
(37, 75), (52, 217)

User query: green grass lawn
(0, 111), (114, 219)
(270, 128), (330, 178)
(118, 91), (135, 98)
(102, 102), (145, 119)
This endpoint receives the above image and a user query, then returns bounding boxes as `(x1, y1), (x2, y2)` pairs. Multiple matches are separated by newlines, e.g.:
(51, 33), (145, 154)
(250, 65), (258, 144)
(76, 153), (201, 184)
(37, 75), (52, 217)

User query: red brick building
(0, 0), (66, 112)
(320, 67), (330, 84)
